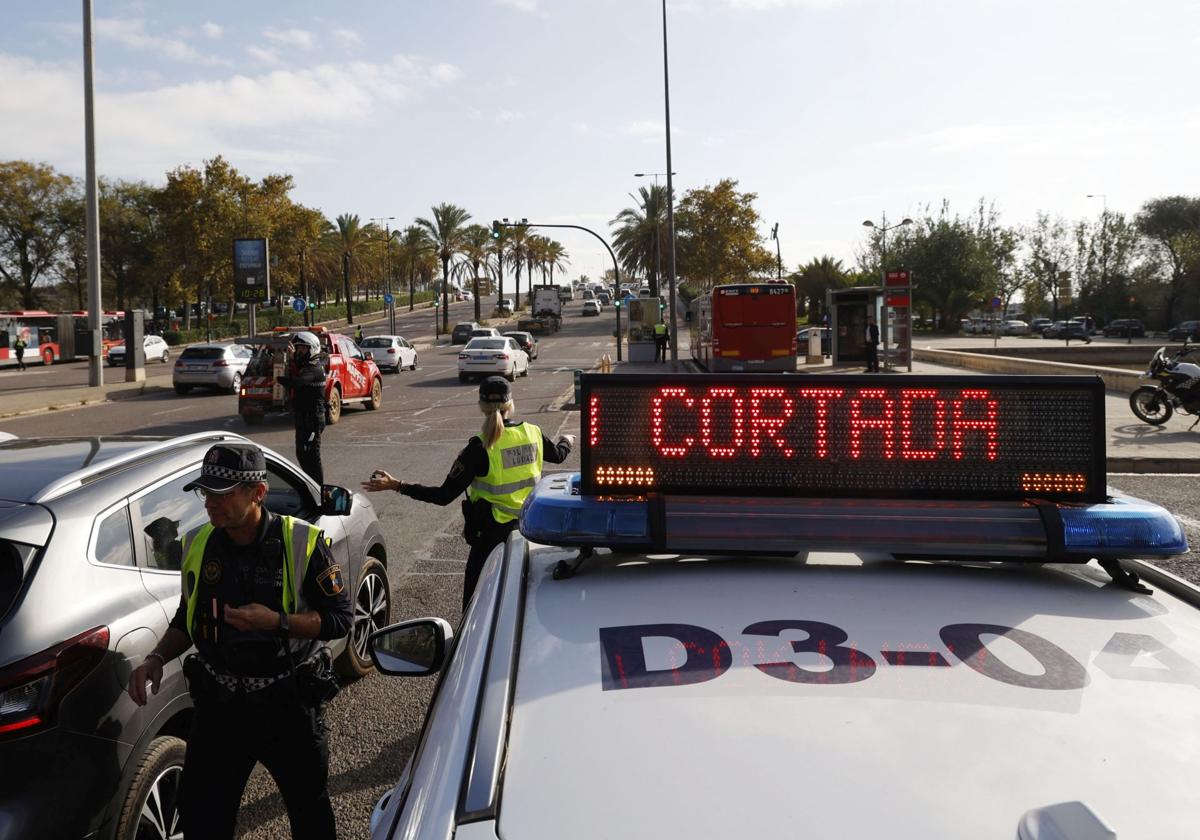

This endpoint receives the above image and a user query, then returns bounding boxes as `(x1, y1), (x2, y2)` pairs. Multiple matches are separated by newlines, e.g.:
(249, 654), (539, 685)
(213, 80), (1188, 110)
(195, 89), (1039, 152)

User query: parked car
(238, 326), (383, 424)
(452, 322), (483, 345)
(470, 327), (502, 340)
(0, 431), (389, 840)
(172, 342), (253, 394)
(1102, 319), (1145, 338)
(796, 327), (831, 355)
(107, 334), (170, 367)
(1029, 317), (1053, 334)
(457, 337), (529, 382)
(504, 330), (539, 361)
(1042, 321), (1091, 341)
(582, 300), (602, 317)
(359, 335), (418, 372)
(498, 299), (515, 315)
(1003, 320), (1031, 336)
(1167, 320), (1200, 342)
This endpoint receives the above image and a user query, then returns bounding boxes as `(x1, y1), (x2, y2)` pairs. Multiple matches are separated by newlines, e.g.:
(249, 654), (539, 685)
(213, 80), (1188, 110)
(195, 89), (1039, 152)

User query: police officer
(362, 376), (573, 609)
(654, 321), (669, 363)
(127, 442), (351, 840)
(278, 331), (327, 484)
(13, 334), (26, 371)
(354, 323), (364, 344)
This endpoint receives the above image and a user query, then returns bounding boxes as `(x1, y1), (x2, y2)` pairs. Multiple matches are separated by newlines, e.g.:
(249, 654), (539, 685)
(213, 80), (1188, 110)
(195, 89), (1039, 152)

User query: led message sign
(581, 374), (1105, 502)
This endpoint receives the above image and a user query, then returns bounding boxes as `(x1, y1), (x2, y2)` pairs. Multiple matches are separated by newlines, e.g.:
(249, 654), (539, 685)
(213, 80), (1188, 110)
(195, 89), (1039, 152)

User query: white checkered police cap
(182, 443), (268, 493)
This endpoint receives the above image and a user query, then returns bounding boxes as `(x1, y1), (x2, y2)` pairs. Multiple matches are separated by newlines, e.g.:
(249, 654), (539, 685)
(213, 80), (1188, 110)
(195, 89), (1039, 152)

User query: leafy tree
(674, 179), (775, 291)
(416, 203), (471, 331)
(611, 185), (669, 295)
(542, 239), (568, 286)
(1136, 196), (1200, 327)
(0, 160), (77, 308)
(454, 224), (492, 321)
(329, 213), (378, 323)
(1071, 210), (1142, 325)
(395, 225), (433, 311)
(793, 256), (852, 322)
(1023, 212), (1075, 322)
(99, 179), (158, 312)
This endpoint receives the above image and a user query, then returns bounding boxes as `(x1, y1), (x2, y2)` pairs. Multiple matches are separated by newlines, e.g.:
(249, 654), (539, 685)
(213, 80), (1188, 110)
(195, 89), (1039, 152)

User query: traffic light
(308, 301), (317, 310)
(491, 220), (501, 239)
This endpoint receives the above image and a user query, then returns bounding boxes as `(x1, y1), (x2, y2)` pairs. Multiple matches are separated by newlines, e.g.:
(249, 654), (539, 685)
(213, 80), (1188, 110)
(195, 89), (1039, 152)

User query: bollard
(573, 369), (583, 406)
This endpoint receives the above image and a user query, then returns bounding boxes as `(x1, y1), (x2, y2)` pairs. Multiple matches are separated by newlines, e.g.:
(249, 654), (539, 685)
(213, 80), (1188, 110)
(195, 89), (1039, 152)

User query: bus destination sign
(580, 374), (1106, 502)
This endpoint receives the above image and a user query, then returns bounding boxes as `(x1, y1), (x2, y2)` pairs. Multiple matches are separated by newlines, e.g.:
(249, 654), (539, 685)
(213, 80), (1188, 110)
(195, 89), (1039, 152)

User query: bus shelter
(827, 280), (913, 371)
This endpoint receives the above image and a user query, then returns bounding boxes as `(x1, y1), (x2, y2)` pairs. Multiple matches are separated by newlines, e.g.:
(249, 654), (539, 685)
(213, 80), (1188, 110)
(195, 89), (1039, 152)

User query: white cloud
(201, 22), (222, 39)
(430, 63), (463, 84)
(497, 110), (524, 123)
(0, 51), (463, 177)
(94, 17), (228, 65)
(574, 122), (592, 135)
(494, 0), (538, 11)
(622, 120), (665, 137)
(264, 28), (315, 49)
(725, 0), (852, 8)
(890, 121), (1157, 161)
(333, 29), (362, 48)
(246, 46), (283, 66)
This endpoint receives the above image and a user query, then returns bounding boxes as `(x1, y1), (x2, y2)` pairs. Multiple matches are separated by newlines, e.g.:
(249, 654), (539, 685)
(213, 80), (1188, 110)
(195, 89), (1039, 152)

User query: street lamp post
(371, 216), (397, 334)
(634, 172), (675, 298)
(83, 0), (103, 386)
(660, 0), (680, 362)
(862, 215), (913, 371)
(770, 223), (782, 280)
(497, 219), (623, 361)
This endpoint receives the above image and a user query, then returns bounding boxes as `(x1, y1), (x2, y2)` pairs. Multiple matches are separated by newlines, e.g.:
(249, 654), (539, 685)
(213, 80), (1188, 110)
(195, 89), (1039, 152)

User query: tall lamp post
(660, 0), (680, 362)
(634, 172), (675, 298)
(862, 215), (913, 371)
(371, 216), (396, 334)
(1086, 194), (1116, 342)
(770, 223), (782, 280)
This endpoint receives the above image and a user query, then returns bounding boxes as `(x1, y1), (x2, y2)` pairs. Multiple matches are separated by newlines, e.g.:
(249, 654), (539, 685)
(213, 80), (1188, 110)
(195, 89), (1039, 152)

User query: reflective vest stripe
(467, 423), (543, 525)
(180, 515), (321, 641)
(469, 476), (538, 496)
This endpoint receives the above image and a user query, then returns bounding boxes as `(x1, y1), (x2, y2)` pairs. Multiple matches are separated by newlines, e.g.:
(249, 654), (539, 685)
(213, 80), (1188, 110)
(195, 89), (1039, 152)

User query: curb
(1108, 457), (1200, 474)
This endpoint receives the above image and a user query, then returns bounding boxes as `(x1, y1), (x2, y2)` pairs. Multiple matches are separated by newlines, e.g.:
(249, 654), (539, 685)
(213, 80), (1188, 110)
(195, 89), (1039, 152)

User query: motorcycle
(1128, 338), (1200, 428)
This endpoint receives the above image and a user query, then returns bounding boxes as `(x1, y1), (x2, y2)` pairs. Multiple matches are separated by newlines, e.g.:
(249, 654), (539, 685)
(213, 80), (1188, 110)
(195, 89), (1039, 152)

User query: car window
(264, 460), (312, 517)
(180, 347), (225, 360)
(466, 339), (506, 350)
(93, 506), (135, 568)
(360, 337), (392, 349)
(135, 473), (209, 571)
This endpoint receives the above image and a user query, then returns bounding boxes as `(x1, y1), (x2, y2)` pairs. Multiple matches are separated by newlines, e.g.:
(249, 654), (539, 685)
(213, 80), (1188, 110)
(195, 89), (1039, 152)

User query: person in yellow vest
(654, 321), (669, 363)
(362, 376), (573, 609)
(126, 442), (351, 840)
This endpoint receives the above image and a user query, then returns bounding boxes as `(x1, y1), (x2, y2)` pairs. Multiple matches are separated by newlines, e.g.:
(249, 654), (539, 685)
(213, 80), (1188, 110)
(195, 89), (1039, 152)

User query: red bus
(690, 282), (797, 372)
(0, 311), (124, 368)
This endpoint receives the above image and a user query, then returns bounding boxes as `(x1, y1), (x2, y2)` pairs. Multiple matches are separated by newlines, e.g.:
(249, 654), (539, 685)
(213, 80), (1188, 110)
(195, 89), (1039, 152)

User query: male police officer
(654, 321), (669, 363)
(278, 331), (327, 484)
(13, 334), (26, 370)
(127, 442), (351, 840)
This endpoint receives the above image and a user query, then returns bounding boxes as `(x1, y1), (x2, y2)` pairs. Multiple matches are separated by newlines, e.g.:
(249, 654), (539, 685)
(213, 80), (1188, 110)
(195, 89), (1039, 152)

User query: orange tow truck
(238, 326), (383, 425)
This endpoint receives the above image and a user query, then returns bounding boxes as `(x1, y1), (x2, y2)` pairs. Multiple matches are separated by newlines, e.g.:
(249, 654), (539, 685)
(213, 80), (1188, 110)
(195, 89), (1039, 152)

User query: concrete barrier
(914, 348), (1144, 393)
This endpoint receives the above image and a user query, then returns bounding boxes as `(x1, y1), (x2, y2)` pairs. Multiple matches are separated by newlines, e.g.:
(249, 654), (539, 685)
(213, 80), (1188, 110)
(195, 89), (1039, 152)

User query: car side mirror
(320, 484), (353, 515)
(363, 351), (374, 361)
(369, 618), (454, 676)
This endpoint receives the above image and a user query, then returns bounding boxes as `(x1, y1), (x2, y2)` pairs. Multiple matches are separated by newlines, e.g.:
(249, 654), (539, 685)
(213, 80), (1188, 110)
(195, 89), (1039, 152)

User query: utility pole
(83, 0), (103, 386)
(661, 0), (680, 362)
(770, 223), (782, 280)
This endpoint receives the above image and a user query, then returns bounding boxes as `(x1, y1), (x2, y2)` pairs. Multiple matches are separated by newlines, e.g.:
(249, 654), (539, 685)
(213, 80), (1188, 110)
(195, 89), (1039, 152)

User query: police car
(367, 374), (1198, 840)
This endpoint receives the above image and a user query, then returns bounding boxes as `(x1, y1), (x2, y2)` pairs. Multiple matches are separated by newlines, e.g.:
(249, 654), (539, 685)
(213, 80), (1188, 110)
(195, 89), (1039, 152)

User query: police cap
(479, 376), (512, 404)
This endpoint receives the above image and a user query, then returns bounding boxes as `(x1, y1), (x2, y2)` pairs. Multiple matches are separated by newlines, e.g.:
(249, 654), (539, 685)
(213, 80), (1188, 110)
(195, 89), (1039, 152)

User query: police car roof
(498, 541), (1200, 840)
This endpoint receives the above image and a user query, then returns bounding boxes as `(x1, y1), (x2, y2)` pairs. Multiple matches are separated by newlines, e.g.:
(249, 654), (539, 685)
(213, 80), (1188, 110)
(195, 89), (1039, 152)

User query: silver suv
(0, 432), (390, 840)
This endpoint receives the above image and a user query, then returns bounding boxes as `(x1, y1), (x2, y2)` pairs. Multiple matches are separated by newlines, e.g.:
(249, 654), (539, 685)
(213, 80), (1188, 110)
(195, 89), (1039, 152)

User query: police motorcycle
(1128, 338), (1200, 428)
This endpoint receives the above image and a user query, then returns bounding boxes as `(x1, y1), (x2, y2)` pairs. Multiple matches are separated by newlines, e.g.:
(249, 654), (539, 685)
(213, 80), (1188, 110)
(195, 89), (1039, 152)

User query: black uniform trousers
(295, 416), (325, 485)
(654, 337), (667, 362)
(181, 696), (334, 840)
(865, 343), (879, 372)
(464, 520), (517, 610)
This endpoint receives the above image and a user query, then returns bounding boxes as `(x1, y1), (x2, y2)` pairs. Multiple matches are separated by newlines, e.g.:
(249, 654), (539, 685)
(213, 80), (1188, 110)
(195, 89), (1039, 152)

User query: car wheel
(505, 368), (516, 382)
(173, 384), (191, 395)
(367, 378), (383, 410)
(326, 386), (343, 424)
(229, 372), (242, 394)
(410, 356), (418, 371)
(336, 558), (391, 678)
(42, 347), (55, 366)
(521, 360), (529, 377)
(160, 350), (170, 364)
(113, 735), (185, 840)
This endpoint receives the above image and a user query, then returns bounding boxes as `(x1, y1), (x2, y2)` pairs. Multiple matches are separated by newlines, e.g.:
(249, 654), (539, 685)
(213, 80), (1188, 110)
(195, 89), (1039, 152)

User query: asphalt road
(1, 301), (1196, 838)
(0, 295), (606, 839)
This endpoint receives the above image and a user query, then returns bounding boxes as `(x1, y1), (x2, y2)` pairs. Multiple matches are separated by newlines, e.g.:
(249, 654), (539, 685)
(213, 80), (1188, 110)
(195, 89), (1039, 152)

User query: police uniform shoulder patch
(317, 564), (345, 596)
(202, 558), (222, 584)
(449, 460), (465, 479)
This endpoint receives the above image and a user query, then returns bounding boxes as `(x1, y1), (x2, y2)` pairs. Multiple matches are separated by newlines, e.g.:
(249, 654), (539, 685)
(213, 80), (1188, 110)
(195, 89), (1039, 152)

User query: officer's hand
(224, 603), (279, 632)
(362, 469), (399, 492)
(128, 657), (163, 707)
(561, 434), (576, 449)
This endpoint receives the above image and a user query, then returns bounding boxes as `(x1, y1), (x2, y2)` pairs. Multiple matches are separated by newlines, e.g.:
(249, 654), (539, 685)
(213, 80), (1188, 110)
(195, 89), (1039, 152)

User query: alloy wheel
(136, 765), (183, 840)
(352, 570), (390, 663)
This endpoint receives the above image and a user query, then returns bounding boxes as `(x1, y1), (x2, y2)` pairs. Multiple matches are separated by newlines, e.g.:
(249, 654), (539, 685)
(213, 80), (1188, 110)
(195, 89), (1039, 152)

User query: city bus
(689, 282), (797, 372)
(0, 311), (124, 368)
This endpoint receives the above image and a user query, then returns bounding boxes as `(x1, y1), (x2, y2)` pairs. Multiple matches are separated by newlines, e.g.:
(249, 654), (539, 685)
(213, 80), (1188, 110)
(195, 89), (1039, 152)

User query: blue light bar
(1059, 496), (1188, 557)
(520, 474), (1190, 561)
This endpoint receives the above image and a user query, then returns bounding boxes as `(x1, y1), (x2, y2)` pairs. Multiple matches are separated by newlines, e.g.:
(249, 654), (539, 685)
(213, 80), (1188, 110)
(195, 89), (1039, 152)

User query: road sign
(992, 296), (1002, 309)
(292, 298), (307, 313)
(383, 293), (394, 306)
(885, 270), (910, 287)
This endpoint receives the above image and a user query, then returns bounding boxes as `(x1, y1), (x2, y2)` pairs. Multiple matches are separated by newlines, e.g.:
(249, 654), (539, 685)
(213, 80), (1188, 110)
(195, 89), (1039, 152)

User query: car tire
(42, 346), (55, 366)
(410, 356), (418, 371)
(228, 372), (242, 395)
(521, 360), (529, 377)
(336, 558), (391, 678)
(367, 378), (382, 410)
(113, 735), (185, 840)
(327, 386), (343, 424)
(160, 350), (170, 364)
(505, 369), (515, 382)
(174, 384), (191, 395)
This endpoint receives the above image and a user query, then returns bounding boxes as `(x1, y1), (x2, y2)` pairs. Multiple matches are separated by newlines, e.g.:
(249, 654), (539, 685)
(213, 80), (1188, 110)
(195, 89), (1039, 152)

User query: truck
(518, 285), (564, 334)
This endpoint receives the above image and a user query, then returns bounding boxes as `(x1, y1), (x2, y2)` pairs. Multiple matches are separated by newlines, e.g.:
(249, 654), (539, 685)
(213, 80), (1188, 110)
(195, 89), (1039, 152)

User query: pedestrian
(277, 331), (327, 485)
(13, 334), (26, 371)
(362, 376), (574, 609)
(654, 321), (669, 363)
(865, 315), (881, 372)
(354, 323), (364, 344)
(126, 442), (351, 840)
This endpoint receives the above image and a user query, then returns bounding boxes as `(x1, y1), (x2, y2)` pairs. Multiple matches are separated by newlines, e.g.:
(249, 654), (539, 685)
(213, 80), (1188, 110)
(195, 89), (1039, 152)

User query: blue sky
(3, 0), (1199, 281)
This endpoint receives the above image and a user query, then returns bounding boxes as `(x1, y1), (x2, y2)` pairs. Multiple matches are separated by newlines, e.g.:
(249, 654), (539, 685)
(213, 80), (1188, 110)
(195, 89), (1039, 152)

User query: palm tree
(505, 224), (530, 312)
(487, 226), (509, 304)
(795, 256), (851, 322)
(454, 224), (492, 321)
(330, 213), (377, 324)
(395, 225), (433, 312)
(416, 203), (472, 332)
(611, 185), (669, 296)
(525, 235), (549, 307)
(543, 239), (569, 285)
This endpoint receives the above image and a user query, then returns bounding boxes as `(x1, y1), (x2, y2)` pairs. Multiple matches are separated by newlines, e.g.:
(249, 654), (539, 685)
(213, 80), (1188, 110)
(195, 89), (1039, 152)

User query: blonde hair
(480, 398), (515, 449)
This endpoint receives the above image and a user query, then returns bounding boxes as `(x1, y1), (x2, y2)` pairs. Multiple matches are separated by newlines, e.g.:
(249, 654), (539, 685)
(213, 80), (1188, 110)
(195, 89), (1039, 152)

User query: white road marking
(151, 406), (193, 417)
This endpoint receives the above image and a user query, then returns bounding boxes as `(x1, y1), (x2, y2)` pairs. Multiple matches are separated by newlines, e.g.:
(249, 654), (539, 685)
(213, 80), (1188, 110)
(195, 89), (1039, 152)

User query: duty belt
(199, 656), (286, 694)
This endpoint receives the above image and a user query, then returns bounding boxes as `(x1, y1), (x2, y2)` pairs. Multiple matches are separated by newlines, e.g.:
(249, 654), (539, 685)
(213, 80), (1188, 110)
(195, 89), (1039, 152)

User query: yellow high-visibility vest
(467, 422), (544, 524)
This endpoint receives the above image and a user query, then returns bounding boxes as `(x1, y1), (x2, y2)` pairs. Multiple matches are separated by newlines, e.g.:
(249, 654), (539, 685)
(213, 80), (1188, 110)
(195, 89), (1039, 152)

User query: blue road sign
(383, 293), (394, 305)
(292, 297), (307, 313)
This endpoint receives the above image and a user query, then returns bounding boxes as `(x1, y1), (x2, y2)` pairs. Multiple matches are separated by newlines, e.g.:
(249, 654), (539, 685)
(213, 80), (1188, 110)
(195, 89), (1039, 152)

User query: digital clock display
(580, 374), (1105, 501)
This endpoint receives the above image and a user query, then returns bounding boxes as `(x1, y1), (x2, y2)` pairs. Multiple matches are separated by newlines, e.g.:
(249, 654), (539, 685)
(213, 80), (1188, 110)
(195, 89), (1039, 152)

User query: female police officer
(362, 376), (573, 609)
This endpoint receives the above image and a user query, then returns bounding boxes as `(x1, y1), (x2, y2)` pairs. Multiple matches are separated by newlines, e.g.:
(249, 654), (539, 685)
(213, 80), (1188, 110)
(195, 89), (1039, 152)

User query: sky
(3, 0), (1199, 283)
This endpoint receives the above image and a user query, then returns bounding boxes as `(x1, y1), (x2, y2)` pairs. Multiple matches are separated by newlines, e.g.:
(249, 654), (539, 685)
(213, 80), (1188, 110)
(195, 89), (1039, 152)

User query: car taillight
(459, 354), (470, 360)
(0, 626), (109, 739)
(495, 354), (509, 360)
(387, 348), (396, 354)
(174, 360), (184, 367)
(213, 360), (229, 367)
